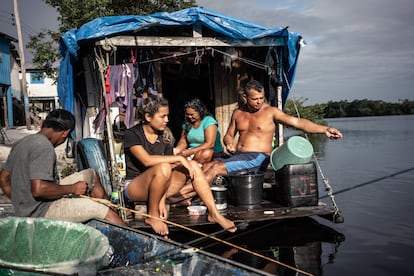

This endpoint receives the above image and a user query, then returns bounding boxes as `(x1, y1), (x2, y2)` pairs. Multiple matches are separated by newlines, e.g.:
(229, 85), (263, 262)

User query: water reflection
(172, 217), (345, 275)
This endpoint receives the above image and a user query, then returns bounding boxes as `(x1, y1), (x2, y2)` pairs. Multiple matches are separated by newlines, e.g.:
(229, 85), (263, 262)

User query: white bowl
(187, 205), (207, 216)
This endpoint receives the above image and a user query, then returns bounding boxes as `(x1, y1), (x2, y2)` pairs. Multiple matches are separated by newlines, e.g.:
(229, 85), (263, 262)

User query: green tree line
(284, 98), (414, 120)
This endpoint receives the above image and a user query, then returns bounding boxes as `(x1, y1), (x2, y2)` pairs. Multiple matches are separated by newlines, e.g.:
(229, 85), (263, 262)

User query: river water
(316, 115), (414, 276)
(3, 115), (411, 275)
(172, 115), (414, 276)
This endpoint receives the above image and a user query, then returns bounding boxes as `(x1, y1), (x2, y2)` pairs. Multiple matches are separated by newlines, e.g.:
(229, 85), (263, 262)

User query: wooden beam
(95, 36), (286, 47)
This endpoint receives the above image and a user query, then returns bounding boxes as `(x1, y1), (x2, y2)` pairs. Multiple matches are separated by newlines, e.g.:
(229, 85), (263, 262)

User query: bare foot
(208, 212), (236, 233)
(159, 202), (169, 220)
(145, 217), (169, 236)
(222, 248), (239, 259)
(125, 209), (133, 220)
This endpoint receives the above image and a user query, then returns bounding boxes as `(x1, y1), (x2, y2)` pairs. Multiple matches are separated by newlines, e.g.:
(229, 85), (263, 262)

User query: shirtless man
(203, 79), (343, 182)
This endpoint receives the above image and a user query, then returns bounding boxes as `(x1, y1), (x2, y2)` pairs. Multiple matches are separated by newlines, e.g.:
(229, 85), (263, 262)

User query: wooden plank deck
(128, 200), (337, 230)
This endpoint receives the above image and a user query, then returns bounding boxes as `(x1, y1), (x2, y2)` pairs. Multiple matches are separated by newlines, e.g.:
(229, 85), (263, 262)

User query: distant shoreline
(286, 98), (414, 119)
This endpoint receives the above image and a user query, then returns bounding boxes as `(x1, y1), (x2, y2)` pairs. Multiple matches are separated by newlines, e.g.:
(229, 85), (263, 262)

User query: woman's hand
(180, 149), (191, 157)
(179, 156), (195, 180)
(173, 147), (181, 155)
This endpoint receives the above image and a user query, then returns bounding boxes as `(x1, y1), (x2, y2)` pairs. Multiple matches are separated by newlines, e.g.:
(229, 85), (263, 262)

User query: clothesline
(135, 46), (270, 72)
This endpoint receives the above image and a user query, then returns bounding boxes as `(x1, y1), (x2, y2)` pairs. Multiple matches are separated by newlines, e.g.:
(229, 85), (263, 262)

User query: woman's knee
(153, 163), (173, 179)
(195, 149), (213, 163)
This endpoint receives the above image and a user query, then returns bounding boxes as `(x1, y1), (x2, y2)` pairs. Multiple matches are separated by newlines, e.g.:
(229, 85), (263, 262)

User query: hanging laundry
(109, 63), (135, 129)
(222, 47), (239, 72)
(123, 63), (135, 129)
(81, 53), (101, 107)
(92, 106), (106, 135)
(140, 50), (158, 94)
(104, 66), (113, 108)
(265, 47), (282, 106)
(134, 49), (159, 108)
(133, 61), (144, 97)
(105, 66), (111, 94)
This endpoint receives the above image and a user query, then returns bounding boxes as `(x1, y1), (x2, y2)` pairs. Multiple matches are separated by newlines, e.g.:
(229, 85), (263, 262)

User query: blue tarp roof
(58, 7), (302, 112)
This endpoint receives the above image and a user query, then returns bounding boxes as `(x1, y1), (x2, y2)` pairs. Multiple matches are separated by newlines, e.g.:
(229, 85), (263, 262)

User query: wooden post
(2, 87), (9, 128)
(13, 0), (31, 130)
(277, 84), (283, 146)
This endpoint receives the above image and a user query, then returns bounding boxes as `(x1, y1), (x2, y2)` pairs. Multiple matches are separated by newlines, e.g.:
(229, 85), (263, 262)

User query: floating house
(58, 7), (303, 142)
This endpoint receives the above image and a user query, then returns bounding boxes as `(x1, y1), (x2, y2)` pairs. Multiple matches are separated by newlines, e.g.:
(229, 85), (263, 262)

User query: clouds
(198, 0), (414, 104)
(1, 0), (413, 104)
(0, 0), (58, 68)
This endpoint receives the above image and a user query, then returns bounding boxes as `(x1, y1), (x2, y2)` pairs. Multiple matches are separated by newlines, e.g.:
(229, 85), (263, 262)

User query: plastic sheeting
(58, 7), (302, 113)
(0, 217), (111, 275)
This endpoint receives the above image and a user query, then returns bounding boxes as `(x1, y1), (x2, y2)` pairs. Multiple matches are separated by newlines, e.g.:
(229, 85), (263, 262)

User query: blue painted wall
(0, 37), (12, 86)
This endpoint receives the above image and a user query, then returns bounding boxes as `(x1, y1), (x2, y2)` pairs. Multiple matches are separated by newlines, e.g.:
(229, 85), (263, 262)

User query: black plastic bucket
(228, 172), (265, 208)
(211, 186), (227, 210)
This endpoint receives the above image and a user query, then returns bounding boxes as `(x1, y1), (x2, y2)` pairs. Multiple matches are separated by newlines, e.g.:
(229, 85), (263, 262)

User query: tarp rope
(211, 48), (268, 70)
(81, 195), (314, 276)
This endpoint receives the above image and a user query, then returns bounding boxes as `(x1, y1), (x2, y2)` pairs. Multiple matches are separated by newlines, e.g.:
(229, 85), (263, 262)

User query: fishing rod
(282, 70), (344, 223)
(143, 221), (250, 263)
(81, 195), (314, 276)
(201, 220), (281, 250)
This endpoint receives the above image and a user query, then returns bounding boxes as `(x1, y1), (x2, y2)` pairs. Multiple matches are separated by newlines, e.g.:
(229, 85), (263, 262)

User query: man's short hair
(43, 109), (75, 133)
(245, 80), (264, 94)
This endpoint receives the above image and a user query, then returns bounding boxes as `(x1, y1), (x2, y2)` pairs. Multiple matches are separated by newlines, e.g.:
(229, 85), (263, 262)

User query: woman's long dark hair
(183, 98), (213, 133)
(137, 95), (174, 145)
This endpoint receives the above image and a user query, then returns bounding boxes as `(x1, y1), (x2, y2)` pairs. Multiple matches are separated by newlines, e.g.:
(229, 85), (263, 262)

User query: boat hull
(87, 219), (269, 275)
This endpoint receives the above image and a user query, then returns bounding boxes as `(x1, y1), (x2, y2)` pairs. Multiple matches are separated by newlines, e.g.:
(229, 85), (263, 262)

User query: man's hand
(0, 169), (11, 198)
(326, 127), (343, 140)
(225, 143), (236, 154)
(72, 181), (88, 195)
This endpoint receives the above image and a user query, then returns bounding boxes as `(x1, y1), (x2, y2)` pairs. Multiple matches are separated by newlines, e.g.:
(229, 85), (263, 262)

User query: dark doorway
(161, 62), (215, 144)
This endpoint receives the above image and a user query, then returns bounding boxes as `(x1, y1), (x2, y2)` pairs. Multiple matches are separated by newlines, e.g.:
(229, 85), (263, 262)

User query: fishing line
(81, 195), (314, 276)
(282, 70), (343, 223)
(320, 167), (414, 198)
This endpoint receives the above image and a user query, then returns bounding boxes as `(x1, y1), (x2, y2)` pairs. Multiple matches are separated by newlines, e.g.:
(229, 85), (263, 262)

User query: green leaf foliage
(323, 99), (414, 117)
(27, 0), (197, 80)
(284, 97), (326, 124)
(284, 98), (414, 119)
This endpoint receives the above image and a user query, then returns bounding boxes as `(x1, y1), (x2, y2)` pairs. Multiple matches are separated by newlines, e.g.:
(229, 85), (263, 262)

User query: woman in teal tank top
(174, 98), (223, 164)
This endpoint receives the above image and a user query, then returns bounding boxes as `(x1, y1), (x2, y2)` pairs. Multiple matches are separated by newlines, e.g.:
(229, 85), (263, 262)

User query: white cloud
(2, 0), (413, 103)
(198, 0), (414, 104)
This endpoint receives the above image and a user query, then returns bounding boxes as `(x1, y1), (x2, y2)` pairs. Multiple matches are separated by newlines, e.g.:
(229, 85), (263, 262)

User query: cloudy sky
(1, 0), (413, 104)
(198, 0), (414, 104)
(0, 0), (58, 60)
